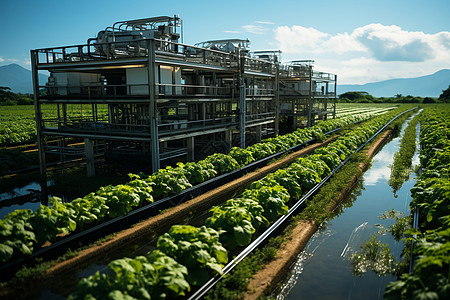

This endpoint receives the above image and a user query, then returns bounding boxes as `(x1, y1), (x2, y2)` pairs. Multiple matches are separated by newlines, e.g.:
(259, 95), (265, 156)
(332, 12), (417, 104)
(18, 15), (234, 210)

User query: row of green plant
(385, 106), (450, 300)
(67, 107), (413, 299)
(204, 107), (416, 299)
(0, 112), (376, 264)
(389, 111), (421, 193)
(0, 104), (109, 144)
(0, 175), (154, 261)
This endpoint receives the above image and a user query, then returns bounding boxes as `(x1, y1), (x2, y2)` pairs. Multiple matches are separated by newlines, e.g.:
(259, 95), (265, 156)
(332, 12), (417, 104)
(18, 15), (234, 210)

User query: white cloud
(352, 24), (435, 62)
(274, 24), (450, 84)
(256, 21), (275, 25)
(322, 32), (366, 54)
(275, 23), (450, 62)
(224, 30), (242, 34)
(275, 25), (329, 52)
(243, 24), (267, 35)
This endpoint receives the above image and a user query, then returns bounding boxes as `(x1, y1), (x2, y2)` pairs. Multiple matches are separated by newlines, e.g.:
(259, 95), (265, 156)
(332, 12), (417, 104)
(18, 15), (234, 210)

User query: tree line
(0, 87), (34, 106)
(338, 85), (450, 104)
(1, 85), (450, 106)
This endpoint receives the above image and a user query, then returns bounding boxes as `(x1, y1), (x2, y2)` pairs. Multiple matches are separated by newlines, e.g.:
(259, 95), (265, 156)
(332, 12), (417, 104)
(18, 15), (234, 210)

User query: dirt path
(244, 130), (393, 300)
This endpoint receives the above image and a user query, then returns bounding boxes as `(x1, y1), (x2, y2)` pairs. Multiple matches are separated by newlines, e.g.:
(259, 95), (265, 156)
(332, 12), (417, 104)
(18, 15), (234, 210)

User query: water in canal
(276, 114), (420, 300)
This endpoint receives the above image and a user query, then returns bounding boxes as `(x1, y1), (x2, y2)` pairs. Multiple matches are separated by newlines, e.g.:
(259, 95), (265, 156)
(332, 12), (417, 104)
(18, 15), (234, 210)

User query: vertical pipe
(333, 75), (337, 119)
(148, 39), (160, 173)
(239, 54), (246, 148)
(187, 136), (195, 162)
(239, 82), (246, 148)
(85, 138), (95, 177)
(275, 63), (280, 136)
(307, 66), (313, 127)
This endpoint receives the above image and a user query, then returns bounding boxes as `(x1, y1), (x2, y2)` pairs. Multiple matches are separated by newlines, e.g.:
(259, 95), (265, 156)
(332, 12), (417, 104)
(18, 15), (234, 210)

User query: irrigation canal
(275, 113), (420, 300)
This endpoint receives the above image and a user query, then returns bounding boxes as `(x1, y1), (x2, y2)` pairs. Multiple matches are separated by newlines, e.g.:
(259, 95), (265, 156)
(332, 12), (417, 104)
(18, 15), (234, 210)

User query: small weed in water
(350, 234), (396, 277)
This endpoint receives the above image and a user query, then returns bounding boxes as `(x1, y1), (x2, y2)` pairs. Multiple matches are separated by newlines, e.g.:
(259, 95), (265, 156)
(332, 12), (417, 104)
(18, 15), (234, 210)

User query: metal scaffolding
(31, 16), (336, 176)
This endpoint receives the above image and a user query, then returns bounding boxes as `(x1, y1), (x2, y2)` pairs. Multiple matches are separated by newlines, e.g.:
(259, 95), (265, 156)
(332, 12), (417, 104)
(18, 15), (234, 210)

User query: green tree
(422, 97), (436, 104)
(339, 91), (375, 103)
(0, 87), (33, 105)
(438, 85), (450, 102)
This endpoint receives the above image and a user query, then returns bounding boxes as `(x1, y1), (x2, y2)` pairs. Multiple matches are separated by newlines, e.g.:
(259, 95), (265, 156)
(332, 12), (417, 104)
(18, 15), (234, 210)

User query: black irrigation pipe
(0, 127), (341, 281)
(188, 107), (418, 300)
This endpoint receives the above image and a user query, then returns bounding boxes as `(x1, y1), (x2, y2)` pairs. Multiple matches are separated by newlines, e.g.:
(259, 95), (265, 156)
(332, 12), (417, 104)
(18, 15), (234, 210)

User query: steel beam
(31, 50), (47, 178)
(148, 39), (160, 172)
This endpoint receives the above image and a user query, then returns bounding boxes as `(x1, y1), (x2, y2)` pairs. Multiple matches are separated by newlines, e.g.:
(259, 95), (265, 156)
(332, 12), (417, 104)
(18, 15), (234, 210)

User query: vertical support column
(274, 64), (280, 136)
(187, 136), (195, 162)
(31, 50), (47, 182)
(307, 66), (313, 127)
(255, 125), (262, 143)
(239, 54), (246, 149)
(333, 75), (337, 119)
(212, 72), (217, 96)
(85, 138), (95, 177)
(148, 39), (160, 173)
(239, 81), (246, 148)
(325, 82), (329, 115)
(225, 129), (233, 152)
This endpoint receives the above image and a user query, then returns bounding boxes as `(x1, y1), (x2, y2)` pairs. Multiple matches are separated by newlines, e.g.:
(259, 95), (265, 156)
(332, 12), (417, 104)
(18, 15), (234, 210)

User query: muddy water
(276, 115), (420, 300)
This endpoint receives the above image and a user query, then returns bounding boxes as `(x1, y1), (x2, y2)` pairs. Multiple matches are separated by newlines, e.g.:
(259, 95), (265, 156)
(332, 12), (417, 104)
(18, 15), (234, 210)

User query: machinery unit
(31, 16), (336, 177)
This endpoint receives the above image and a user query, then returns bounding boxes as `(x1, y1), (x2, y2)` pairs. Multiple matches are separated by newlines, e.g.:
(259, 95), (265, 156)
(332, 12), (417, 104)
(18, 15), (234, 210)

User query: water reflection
(275, 113), (418, 300)
(364, 150), (394, 186)
(0, 179), (52, 218)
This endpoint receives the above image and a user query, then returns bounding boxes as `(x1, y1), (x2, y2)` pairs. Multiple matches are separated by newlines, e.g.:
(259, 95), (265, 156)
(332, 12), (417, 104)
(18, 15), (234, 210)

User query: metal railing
(34, 38), (239, 70)
(41, 83), (236, 99)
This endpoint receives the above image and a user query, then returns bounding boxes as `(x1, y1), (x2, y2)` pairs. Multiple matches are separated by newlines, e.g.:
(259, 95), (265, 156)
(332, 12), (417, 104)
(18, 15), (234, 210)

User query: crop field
(0, 104), (108, 144)
(0, 103), (448, 300)
(0, 103), (394, 146)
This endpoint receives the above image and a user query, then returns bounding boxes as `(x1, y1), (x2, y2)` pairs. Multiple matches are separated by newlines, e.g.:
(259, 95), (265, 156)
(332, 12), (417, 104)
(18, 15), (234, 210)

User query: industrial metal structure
(31, 16), (336, 176)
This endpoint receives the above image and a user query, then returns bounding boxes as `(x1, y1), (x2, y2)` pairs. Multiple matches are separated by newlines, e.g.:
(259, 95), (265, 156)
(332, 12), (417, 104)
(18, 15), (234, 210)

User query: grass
(204, 235), (284, 300)
(389, 112), (421, 193)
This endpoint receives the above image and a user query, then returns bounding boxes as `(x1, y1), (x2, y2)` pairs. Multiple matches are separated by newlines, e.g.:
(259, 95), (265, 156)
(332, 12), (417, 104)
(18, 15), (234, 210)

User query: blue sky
(1, 0), (449, 84)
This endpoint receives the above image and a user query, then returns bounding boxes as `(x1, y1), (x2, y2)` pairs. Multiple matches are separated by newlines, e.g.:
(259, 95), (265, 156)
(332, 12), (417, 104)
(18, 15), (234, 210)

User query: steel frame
(31, 17), (336, 176)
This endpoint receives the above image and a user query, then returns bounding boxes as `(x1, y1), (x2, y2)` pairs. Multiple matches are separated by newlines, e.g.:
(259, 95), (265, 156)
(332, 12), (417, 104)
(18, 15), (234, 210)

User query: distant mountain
(338, 69), (450, 98)
(1, 63), (449, 98)
(0, 63), (48, 94)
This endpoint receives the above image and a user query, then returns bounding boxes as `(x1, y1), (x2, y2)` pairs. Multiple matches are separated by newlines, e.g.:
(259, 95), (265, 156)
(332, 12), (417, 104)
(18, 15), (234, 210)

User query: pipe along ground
(0, 128), (342, 281)
(189, 107), (417, 300)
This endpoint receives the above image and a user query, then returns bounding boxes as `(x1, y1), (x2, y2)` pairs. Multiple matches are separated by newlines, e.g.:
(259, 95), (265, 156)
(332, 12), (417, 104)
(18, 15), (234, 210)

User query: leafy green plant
(202, 153), (240, 175)
(242, 185), (289, 221)
(157, 225), (228, 285)
(147, 166), (192, 199)
(67, 250), (190, 300)
(205, 199), (262, 250)
(176, 161), (217, 184)
(228, 147), (255, 167)
(0, 209), (36, 262)
(385, 106), (450, 300)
